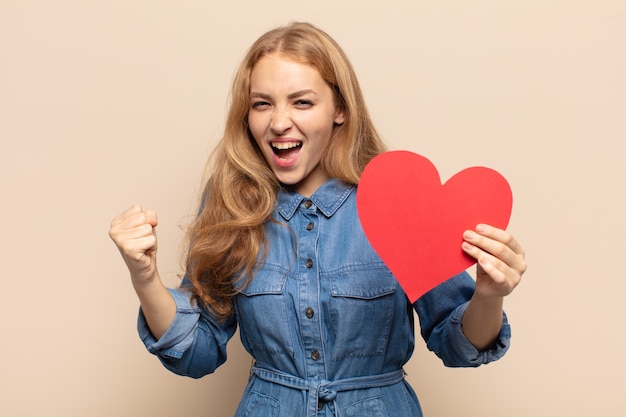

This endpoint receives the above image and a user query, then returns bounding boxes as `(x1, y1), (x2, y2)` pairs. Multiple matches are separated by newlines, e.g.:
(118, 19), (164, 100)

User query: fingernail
(476, 224), (487, 233)
(464, 230), (476, 240)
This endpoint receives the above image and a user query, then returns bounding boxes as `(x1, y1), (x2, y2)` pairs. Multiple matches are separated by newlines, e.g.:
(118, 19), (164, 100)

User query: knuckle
(136, 212), (147, 224)
(502, 233), (515, 247)
(520, 260), (528, 274)
(490, 243), (507, 258)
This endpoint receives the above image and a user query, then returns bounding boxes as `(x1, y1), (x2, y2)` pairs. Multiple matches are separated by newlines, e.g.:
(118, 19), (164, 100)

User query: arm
(109, 205), (176, 339)
(137, 286), (237, 378)
(461, 224), (527, 350)
(111, 205), (237, 378)
(415, 225), (525, 366)
(415, 272), (510, 367)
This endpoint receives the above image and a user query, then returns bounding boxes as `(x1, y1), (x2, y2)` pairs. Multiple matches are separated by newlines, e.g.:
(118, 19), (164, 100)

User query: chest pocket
(235, 264), (295, 359)
(328, 266), (398, 360)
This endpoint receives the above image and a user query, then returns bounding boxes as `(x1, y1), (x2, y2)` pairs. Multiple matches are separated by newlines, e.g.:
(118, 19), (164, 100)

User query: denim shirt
(138, 179), (511, 417)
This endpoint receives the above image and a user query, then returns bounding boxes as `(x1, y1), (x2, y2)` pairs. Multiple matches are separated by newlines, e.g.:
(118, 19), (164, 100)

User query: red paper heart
(356, 151), (513, 302)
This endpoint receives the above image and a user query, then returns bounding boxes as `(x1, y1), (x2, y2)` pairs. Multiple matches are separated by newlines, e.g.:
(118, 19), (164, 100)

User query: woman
(109, 22), (526, 416)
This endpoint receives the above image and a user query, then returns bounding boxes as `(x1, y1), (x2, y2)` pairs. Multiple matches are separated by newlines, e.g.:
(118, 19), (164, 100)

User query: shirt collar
(276, 179), (354, 220)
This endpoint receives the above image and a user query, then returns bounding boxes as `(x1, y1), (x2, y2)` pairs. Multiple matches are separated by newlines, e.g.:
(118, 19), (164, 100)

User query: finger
(115, 209), (157, 233)
(476, 225), (527, 275)
(463, 228), (525, 272)
(110, 205), (144, 227)
(474, 224), (525, 256)
(476, 255), (508, 284)
(475, 256), (521, 297)
(465, 232), (525, 281)
(120, 222), (156, 240)
(114, 232), (158, 267)
(463, 240), (525, 285)
(145, 209), (158, 228)
(121, 235), (158, 259)
(124, 211), (154, 230)
(109, 219), (156, 249)
(462, 230), (515, 265)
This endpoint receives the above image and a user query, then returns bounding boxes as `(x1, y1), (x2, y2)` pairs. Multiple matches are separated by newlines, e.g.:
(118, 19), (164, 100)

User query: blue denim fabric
(138, 179), (511, 416)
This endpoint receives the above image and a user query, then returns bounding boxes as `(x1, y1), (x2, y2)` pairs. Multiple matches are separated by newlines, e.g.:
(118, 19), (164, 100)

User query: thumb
(145, 209), (158, 228)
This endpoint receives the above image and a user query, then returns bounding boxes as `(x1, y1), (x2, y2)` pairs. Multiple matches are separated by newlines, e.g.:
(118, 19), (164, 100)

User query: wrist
(131, 270), (162, 292)
(467, 292), (504, 317)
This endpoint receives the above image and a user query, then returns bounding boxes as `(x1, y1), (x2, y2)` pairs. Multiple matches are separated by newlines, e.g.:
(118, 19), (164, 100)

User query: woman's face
(248, 53), (344, 197)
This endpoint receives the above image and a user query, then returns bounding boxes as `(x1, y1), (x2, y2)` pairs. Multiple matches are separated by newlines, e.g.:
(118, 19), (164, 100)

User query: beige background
(1, 1), (624, 416)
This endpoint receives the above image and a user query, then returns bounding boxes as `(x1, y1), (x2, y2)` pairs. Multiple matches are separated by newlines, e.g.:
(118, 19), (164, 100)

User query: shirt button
(305, 307), (314, 319)
(304, 200), (312, 208)
(306, 222), (314, 231)
(311, 350), (320, 360)
(305, 259), (313, 268)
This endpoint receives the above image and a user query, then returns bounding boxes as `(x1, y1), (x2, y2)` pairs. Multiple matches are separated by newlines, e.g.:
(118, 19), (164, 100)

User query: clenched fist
(109, 205), (160, 286)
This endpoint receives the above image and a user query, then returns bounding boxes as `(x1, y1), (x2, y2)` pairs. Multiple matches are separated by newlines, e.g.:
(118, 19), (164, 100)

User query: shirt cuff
(446, 301), (511, 366)
(137, 288), (202, 359)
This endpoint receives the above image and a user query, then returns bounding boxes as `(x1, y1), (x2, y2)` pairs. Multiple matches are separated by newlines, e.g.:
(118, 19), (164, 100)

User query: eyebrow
(249, 89), (318, 100)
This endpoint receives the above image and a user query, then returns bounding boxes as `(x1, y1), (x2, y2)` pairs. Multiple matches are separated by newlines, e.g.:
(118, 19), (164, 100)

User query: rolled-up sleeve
(414, 272), (511, 367)
(137, 288), (237, 378)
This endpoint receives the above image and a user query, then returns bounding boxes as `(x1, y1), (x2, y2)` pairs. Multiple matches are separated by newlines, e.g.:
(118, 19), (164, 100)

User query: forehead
(250, 54), (326, 92)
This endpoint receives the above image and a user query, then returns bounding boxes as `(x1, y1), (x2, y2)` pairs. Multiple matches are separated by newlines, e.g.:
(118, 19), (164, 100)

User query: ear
(334, 109), (345, 126)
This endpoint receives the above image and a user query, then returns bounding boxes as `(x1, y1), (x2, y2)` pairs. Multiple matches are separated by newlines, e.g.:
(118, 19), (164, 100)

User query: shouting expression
(248, 54), (345, 197)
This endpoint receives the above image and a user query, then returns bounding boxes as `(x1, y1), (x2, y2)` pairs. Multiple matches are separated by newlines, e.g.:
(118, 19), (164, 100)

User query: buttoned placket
(297, 199), (330, 414)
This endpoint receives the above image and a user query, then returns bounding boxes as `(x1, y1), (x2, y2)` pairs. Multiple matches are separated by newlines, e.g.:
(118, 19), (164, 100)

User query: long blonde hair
(185, 22), (387, 319)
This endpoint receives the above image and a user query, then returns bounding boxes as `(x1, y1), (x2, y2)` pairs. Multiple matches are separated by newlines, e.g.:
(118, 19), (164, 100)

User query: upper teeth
(272, 142), (300, 150)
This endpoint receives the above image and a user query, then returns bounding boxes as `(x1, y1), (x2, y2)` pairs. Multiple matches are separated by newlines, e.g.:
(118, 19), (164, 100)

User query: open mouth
(271, 141), (302, 160)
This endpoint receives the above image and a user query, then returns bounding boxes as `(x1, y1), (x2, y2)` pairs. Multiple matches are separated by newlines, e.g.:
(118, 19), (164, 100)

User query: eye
(251, 101), (270, 110)
(294, 99), (313, 108)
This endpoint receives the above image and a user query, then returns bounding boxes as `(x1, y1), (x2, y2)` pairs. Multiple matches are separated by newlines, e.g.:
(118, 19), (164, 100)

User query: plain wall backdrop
(1, 1), (624, 416)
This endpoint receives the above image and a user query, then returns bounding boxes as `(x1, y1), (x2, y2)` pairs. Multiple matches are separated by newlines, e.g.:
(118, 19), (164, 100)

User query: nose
(270, 108), (292, 134)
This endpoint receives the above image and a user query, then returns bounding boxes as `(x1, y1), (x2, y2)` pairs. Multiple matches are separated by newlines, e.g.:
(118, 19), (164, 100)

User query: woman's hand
(460, 224), (526, 350)
(109, 205), (175, 339)
(462, 224), (526, 299)
(109, 205), (160, 286)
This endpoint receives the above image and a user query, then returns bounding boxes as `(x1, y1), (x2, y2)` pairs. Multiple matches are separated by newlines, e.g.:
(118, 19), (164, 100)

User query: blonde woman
(110, 22), (526, 417)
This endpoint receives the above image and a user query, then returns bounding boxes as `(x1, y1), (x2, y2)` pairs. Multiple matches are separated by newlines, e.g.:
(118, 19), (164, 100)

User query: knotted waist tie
(251, 363), (405, 417)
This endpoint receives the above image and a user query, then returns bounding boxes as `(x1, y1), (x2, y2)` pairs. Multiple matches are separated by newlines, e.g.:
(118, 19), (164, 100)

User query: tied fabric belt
(251, 363), (405, 417)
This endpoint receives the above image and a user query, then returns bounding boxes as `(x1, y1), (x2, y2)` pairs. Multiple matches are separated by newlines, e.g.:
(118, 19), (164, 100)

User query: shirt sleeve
(137, 287), (237, 378)
(414, 271), (511, 367)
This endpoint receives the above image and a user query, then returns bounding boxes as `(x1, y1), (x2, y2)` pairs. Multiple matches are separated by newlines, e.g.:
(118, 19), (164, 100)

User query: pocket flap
(330, 266), (397, 299)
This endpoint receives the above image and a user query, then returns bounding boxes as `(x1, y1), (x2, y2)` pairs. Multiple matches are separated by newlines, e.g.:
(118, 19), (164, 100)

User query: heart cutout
(356, 150), (513, 302)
